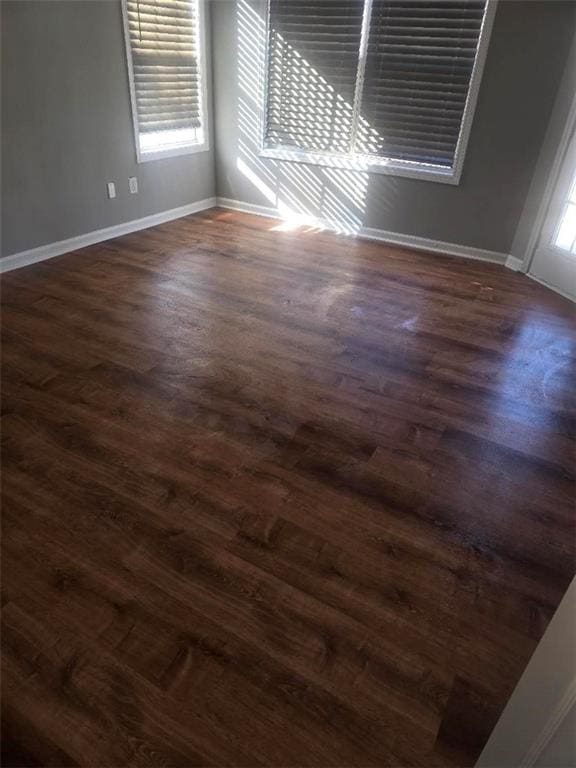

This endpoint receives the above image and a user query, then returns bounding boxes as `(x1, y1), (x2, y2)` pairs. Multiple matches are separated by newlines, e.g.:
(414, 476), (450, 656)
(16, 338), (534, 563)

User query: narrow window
(122, 0), (208, 162)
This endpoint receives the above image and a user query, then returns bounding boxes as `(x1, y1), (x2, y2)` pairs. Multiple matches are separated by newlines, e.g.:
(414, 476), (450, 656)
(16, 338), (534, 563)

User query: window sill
(137, 140), (210, 164)
(259, 147), (461, 185)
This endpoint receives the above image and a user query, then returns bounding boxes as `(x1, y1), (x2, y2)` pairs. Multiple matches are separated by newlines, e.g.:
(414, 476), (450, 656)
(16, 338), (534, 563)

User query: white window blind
(123, 0), (207, 161)
(263, 0), (494, 182)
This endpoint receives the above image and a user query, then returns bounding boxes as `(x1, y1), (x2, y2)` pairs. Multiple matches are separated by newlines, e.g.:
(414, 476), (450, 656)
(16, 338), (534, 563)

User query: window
(554, 164), (576, 254)
(122, 0), (208, 162)
(262, 0), (496, 183)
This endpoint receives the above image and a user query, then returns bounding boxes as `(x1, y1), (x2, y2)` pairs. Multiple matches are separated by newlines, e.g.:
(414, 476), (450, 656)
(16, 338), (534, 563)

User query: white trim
(121, 0), (141, 165)
(477, 579), (576, 768)
(197, 0), (210, 155)
(259, 0), (272, 154)
(348, 0), (374, 153)
(2, 195), (513, 277)
(450, 0), (498, 185)
(359, 225), (507, 264)
(527, 272), (576, 303)
(216, 197), (278, 220)
(138, 141), (210, 163)
(521, 681), (576, 767)
(506, 255), (524, 272)
(0, 197), (216, 274)
(520, 88), (576, 271)
(216, 197), (507, 265)
(259, 147), (459, 185)
(121, 0), (210, 164)
(8, 195), (568, 281)
(259, 0), (497, 186)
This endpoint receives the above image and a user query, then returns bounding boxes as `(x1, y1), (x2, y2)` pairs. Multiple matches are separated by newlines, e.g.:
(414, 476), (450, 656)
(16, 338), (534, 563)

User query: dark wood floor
(1, 208), (575, 768)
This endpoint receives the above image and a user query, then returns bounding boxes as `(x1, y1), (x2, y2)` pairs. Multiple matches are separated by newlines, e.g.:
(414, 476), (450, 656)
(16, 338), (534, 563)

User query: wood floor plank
(2, 208), (575, 767)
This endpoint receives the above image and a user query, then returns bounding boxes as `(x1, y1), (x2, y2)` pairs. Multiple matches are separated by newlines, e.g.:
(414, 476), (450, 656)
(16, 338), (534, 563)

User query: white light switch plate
(107, 182), (116, 199)
(129, 176), (138, 194)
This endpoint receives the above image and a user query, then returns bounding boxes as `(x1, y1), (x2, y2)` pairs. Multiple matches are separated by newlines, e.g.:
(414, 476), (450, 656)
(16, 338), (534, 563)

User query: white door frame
(529, 124), (576, 301)
(519, 91), (576, 275)
(476, 579), (576, 768)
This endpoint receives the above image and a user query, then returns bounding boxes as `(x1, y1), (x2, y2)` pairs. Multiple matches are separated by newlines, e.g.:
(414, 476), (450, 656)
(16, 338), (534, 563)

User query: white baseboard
(1, 194), (513, 275)
(506, 255), (525, 272)
(216, 197), (279, 220)
(527, 272), (575, 302)
(216, 197), (508, 266)
(359, 226), (508, 264)
(0, 197), (216, 273)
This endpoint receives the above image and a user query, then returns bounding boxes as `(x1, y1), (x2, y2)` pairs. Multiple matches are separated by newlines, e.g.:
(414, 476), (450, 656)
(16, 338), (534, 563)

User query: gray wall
(1, 0), (216, 257)
(212, 0), (576, 255)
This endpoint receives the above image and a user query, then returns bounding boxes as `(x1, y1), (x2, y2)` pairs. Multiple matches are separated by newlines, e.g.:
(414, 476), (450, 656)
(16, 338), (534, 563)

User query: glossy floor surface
(2, 209), (575, 767)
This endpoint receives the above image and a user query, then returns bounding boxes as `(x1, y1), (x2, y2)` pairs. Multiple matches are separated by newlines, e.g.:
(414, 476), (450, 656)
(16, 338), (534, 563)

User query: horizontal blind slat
(138, 117), (197, 131)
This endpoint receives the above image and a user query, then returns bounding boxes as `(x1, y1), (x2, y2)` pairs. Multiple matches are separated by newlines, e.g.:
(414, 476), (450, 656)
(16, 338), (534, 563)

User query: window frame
(121, 0), (210, 164)
(260, 0), (497, 185)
